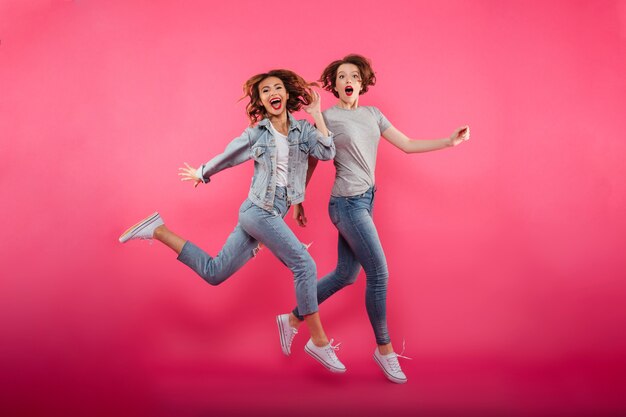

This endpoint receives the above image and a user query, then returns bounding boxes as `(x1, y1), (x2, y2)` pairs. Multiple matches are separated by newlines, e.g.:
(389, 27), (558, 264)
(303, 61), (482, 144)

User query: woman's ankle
(378, 343), (393, 355)
(288, 313), (301, 328)
(310, 336), (329, 347)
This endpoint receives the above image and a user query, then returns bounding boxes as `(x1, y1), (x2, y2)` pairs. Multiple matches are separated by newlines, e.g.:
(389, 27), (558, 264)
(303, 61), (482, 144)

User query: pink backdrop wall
(1, 0), (625, 416)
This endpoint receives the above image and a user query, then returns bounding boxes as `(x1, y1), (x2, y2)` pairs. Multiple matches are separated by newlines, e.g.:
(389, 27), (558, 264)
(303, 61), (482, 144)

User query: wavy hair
(242, 69), (317, 125)
(320, 54), (376, 98)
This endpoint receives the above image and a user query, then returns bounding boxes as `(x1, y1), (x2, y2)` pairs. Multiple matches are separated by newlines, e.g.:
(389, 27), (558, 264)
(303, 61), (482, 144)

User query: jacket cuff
(196, 166), (209, 184)
(317, 130), (333, 147)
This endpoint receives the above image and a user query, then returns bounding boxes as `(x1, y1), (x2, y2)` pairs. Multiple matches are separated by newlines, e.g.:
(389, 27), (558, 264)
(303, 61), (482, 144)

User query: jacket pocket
(239, 199), (255, 214)
(298, 142), (310, 154)
(251, 144), (267, 160)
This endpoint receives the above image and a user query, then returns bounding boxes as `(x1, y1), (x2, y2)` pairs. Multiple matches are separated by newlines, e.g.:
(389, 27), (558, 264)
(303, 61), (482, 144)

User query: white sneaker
(119, 212), (164, 243)
(304, 339), (346, 373)
(373, 348), (408, 384)
(276, 314), (298, 356)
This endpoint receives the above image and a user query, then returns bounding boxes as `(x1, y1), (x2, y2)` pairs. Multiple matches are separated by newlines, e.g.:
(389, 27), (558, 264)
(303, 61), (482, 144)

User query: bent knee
(201, 274), (224, 286)
(199, 269), (231, 286)
(338, 264), (361, 285)
(291, 251), (317, 276)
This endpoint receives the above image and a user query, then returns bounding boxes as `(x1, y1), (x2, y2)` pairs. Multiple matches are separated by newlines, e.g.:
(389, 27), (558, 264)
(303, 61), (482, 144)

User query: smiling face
(258, 76), (289, 118)
(334, 63), (362, 107)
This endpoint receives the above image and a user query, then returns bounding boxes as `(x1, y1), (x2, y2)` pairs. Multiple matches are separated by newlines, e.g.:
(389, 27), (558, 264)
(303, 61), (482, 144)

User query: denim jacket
(196, 113), (335, 212)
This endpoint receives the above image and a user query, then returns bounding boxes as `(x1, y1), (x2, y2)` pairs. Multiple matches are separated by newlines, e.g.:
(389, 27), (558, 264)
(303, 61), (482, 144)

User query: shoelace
(385, 340), (412, 373)
(396, 339), (412, 361)
(288, 326), (298, 341)
(325, 339), (342, 362)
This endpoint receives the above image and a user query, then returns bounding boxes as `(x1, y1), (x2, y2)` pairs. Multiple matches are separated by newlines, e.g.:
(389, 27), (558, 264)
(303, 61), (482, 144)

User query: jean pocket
(328, 199), (341, 225)
(239, 199), (255, 214)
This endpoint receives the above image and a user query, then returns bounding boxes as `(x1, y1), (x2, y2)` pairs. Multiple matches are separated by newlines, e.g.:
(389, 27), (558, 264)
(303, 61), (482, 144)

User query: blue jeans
(292, 187), (390, 345)
(178, 186), (318, 315)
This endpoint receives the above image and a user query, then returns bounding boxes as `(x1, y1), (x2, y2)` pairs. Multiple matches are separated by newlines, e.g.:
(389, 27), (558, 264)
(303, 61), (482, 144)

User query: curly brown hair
(320, 54), (376, 98)
(242, 69), (317, 125)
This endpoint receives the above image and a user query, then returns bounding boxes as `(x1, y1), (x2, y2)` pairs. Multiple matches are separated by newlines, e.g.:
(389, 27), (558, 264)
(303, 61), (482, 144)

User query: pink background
(1, 0), (625, 416)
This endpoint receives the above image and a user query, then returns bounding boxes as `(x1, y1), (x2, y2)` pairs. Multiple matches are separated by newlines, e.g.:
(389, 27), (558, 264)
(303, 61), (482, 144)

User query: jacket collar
(258, 113), (301, 132)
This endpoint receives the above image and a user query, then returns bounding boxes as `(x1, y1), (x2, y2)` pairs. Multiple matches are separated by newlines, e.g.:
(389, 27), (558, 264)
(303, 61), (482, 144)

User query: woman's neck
(268, 113), (289, 135)
(337, 98), (359, 110)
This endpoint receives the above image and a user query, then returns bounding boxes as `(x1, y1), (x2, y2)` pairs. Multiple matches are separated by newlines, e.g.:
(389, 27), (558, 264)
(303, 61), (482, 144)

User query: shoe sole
(304, 344), (346, 373)
(119, 212), (160, 243)
(276, 315), (290, 356)
(373, 354), (407, 384)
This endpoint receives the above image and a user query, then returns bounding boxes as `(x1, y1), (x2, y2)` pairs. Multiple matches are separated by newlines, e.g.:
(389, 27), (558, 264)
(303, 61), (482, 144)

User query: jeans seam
(346, 204), (377, 273)
(254, 207), (317, 315)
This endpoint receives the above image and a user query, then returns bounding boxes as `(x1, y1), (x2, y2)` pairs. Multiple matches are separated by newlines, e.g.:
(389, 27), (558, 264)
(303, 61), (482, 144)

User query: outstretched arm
(178, 129), (253, 188)
(382, 125), (470, 153)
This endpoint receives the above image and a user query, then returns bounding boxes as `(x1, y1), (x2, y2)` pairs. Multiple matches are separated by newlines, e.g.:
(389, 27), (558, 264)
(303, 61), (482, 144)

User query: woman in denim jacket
(120, 69), (345, 373)
(276, 55), (470, 383)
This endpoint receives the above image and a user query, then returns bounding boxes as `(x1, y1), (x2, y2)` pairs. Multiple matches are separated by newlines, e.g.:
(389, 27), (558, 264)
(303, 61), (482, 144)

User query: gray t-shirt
(323, 105), (392, 197)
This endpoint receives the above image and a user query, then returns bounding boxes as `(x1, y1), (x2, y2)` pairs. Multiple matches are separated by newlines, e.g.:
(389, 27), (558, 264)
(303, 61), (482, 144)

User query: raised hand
(304, 90), (322, 115)
(178, 162), (202, 188)
(449, 125), (470, 146)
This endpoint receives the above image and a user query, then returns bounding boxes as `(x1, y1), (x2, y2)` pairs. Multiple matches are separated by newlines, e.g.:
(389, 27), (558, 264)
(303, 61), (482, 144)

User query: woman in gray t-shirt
(277, 55), (470, 383)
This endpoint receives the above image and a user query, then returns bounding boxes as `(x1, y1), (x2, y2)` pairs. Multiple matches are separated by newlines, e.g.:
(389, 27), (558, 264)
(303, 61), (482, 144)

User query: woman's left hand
(304, 90), (322, 115)
(178, 162), (202, 188)
(449, 125), (470, 146)
(292, 203), (308, 227)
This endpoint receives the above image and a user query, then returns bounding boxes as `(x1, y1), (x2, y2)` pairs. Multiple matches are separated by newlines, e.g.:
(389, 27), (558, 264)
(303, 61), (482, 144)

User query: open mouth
(270, 98), (282, 110)
(345, 86), (354, 96)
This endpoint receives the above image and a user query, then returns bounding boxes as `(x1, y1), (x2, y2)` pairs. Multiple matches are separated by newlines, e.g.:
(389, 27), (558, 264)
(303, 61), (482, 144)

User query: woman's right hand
(293, 203), (308, 227)
(449, 125), (470, 146)
(178, 162), (202, 188)
(303, 90), (322, 116)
